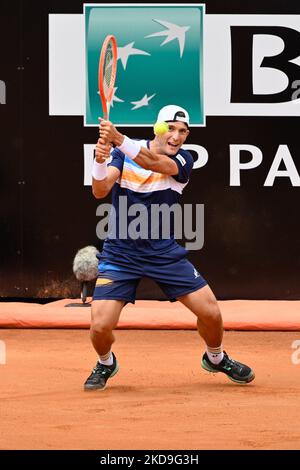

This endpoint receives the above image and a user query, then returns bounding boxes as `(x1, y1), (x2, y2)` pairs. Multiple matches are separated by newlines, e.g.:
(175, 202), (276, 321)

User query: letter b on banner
(231, 26), (300, 103)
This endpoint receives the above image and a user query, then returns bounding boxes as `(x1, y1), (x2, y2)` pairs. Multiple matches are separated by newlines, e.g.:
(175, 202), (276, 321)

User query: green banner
(85, 4), (204, 126)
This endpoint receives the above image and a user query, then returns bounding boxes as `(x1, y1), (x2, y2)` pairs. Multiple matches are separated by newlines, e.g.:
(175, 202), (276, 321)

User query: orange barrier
(0, 299), (300, 330)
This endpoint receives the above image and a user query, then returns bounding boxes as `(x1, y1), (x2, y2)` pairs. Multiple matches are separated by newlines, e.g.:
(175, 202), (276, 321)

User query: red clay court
(1, 300), (300, 450)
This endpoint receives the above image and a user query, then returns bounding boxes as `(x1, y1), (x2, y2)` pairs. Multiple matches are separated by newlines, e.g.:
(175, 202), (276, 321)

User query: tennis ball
(154, 121), (169, 136)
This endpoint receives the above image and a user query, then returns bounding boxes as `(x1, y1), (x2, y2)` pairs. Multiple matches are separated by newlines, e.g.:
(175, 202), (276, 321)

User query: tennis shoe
(84, 352), (119, 391)
(201, 351), (255, 384)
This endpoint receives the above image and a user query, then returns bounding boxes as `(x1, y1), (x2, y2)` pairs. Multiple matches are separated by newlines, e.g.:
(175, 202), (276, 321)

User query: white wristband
(117, 135), (141, 160)
(92, 159), (107, 181)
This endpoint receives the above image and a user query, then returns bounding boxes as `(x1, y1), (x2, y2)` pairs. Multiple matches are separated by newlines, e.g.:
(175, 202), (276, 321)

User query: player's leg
(84, 259), (141, 391)
(84, 299), (124, 391)
(151, 251), (254, 384)
(90, 299), (125, 356)
(178, 285), (223, 347)
(178, 286), (255, 384)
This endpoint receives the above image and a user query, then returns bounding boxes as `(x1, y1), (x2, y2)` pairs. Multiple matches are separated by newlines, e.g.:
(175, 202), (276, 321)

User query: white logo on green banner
(85, 4), (204, 126)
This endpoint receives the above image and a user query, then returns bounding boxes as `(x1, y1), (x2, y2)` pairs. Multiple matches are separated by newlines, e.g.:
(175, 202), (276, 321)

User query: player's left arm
(99, 119), (181, 175)
(134, 147), (179, 175)
(134, 147), (195, 182)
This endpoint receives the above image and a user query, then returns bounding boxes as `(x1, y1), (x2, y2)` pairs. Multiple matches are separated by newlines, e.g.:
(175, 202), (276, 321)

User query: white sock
(207, 345), (224, 365)
(99, 351), (113, 366)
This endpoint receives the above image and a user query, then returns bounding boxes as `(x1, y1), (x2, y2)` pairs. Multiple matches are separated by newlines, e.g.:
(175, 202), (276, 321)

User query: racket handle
(100, 103), (113, 154)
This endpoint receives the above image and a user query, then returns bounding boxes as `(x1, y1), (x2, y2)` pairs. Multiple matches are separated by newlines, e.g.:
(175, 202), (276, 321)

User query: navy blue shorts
(93, 245), (207, 303)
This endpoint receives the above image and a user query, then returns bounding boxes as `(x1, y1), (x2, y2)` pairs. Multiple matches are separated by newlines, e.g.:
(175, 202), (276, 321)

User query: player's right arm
(92, 138), (121, 199)
(92, 167), (120, 199)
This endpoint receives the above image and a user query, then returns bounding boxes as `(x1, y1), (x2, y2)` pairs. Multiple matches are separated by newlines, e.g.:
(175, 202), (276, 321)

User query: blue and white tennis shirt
(102, 139), (194, 258)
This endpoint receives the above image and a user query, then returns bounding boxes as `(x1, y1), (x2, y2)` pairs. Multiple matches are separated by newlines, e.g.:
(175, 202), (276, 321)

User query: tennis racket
(98, 35), (118, 120)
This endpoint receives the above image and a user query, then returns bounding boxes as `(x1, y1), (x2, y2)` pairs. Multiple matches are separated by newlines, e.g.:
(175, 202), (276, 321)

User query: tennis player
(84, 105), (255, 390)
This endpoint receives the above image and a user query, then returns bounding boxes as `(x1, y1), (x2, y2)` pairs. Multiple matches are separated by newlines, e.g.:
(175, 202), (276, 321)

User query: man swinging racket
(84, 104), (255, 391)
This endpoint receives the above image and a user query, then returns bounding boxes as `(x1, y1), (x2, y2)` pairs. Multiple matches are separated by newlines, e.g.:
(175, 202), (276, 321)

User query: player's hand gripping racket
(98, 35), (118, 120)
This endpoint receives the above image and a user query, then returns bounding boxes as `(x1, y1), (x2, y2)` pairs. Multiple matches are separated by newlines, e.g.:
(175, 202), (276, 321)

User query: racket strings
(103, 43), (114, 97)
